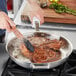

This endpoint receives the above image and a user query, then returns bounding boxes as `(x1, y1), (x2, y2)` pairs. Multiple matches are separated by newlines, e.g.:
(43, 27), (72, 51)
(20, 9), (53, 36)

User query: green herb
(49, 2), (76, 16)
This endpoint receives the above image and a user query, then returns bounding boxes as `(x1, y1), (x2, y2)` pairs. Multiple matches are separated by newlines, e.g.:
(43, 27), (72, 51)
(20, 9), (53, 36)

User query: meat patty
(19, 35), (61, 63)
(32, 47), (48, 63)
(28, 37), (50, 47)
(32, 47), (61, 63)
(26, 37), (61, 63)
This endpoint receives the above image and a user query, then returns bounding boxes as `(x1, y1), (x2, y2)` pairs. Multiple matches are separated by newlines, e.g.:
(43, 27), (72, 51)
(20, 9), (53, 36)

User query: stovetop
(1, 50), (76, 76)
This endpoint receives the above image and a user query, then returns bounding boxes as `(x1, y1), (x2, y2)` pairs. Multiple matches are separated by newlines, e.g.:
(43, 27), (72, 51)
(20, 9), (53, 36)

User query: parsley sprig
(49, 2), (76, 16)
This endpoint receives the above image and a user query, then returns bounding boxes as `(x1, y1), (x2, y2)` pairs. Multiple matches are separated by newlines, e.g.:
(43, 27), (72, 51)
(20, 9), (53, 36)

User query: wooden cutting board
(21, 0), (76, 24)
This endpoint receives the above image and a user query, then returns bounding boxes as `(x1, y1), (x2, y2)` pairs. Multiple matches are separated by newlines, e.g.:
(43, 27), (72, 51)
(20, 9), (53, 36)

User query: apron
(0, 0), (7, 36)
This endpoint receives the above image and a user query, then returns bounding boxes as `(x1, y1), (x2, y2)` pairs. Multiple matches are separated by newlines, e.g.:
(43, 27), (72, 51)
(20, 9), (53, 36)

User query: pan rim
(6, 31), (73, 67)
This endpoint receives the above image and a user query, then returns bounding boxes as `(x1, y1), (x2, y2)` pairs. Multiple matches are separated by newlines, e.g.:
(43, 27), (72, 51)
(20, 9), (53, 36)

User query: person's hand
(0, 11), (16, 32)
(26, 0), (44, 24)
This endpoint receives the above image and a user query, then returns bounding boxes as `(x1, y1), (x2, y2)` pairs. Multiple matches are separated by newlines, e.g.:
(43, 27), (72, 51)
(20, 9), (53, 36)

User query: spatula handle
(9, 25), (24, 39)
(13, 29), (24, 39)
(32, 17), (40, 31)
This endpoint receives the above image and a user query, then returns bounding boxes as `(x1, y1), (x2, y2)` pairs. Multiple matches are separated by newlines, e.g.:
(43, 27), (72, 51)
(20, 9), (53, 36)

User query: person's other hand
(26, 0), (44, 24)
(0, 11), (16, 32)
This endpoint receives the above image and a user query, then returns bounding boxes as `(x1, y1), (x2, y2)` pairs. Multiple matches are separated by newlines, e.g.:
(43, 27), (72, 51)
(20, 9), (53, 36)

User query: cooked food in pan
(8, 32), (67, 63)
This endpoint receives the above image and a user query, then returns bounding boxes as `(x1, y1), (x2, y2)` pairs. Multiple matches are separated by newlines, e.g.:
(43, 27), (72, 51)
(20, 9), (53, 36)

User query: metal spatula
(9, 25), (34, 52)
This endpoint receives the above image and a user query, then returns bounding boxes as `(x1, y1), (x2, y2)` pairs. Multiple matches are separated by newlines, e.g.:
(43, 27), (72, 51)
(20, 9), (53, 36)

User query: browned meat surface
(40, 39), (61, 51)
(20, 36), (61, 63)
(20, 43), (33, 60)
(8, 32), (66, 63)
(28, 37), (50, 47)
(32, 47), (61, 63)
(32, 47), (48, 63)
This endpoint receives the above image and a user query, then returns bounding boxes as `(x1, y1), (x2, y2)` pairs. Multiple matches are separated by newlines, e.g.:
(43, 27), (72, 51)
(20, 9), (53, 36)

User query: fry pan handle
(31, 63), (49, 69)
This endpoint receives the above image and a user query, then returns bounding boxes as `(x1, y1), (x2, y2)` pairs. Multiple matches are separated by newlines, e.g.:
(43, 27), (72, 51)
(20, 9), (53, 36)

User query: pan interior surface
(6, 32), (73, 67)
